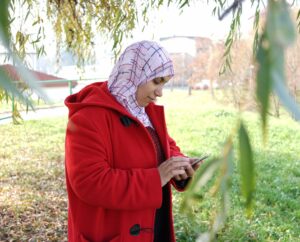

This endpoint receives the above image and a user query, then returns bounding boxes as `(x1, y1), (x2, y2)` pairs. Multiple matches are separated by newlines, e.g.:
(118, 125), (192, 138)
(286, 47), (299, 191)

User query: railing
(36, 79), (77, 95)
(0, 77), (107, 122)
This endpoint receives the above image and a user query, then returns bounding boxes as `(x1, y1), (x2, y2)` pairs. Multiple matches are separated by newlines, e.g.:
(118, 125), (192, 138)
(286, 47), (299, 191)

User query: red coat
(65, 82), (186, 242)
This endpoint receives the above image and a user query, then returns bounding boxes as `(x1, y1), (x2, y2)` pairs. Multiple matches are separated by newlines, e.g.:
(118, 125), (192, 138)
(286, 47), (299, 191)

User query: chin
(137, 99), (152, 107)
(137, 102), (148, 107)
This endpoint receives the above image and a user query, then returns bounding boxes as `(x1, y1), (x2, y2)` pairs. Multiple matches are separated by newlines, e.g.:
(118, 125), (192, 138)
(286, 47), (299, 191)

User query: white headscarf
(108, 40), (174, 127)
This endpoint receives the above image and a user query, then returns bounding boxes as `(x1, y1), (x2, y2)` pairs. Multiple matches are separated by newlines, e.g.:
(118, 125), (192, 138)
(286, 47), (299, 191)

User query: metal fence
(0, 78), (106, 122)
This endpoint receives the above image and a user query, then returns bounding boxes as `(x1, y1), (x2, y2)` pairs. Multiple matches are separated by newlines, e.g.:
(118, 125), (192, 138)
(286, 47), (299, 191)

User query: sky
(126, 1), (257, 45)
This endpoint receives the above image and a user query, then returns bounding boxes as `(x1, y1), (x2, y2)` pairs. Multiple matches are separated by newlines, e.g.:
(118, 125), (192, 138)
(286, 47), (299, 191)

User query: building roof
(0, 64), (77, 88)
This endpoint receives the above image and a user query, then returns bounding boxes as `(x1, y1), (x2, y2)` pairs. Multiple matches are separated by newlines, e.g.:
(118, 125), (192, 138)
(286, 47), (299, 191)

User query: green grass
(0, 89), (300, 241)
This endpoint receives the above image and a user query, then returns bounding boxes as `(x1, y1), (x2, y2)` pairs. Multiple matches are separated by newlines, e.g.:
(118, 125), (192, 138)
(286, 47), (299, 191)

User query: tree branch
(218, 0), (245, 20)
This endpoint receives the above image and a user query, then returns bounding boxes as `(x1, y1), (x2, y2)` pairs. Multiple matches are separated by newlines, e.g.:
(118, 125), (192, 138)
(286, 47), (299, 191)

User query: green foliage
(9, 0), (46, 60)
(0, 0), (10, 47)
(0, 68), (26, 103)
(297, 8), (300, 32)
(0, 0), (48, 120)
(252, 0), (261, 55)
(256, 32), (273, 139)
(238, 121), (254, 214)
(44, 0), (192, 62)
(218, 1), (242, 74)
(178, 0), (190, 9)
(256, 0), (300, 141)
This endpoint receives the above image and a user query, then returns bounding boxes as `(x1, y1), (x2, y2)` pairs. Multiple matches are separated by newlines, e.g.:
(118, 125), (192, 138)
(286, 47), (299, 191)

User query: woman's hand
(158, 157), (190, 187)
(173, 157), (202, 181)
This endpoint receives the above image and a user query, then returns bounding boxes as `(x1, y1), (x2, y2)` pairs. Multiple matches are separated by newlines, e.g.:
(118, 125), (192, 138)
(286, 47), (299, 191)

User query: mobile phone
(191, 155), (209, 166)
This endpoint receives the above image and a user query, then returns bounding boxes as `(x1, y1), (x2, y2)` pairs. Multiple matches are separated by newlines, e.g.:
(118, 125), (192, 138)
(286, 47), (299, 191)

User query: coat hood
(65, 81), (130, 118)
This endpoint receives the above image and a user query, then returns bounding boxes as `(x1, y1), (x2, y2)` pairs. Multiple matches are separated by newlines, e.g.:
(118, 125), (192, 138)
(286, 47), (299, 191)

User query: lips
(148, 96), (156, 101)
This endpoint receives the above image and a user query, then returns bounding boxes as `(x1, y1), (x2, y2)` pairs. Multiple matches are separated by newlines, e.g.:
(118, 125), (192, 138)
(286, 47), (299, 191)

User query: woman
(65, 40), (200, 242)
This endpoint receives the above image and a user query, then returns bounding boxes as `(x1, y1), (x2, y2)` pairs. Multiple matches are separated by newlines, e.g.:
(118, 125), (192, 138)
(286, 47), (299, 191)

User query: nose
(155, 86), (163, 97)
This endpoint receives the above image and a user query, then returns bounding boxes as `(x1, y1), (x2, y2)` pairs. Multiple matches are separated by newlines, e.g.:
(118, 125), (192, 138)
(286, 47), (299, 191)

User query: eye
(153, 78), (161, 85)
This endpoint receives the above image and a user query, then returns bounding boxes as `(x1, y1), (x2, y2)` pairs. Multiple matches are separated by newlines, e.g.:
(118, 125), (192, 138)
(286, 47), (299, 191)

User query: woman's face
(136, 76), (171, 107)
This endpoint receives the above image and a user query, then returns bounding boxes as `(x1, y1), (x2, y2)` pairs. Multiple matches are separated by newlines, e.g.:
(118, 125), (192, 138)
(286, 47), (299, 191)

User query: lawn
(0, 89), (299, 241)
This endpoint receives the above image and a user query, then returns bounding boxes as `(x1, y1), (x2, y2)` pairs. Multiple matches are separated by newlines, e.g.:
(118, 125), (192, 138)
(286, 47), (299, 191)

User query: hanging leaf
(180, 157), (221, 211)
(179, 0), (189, 9)
(0, 68), (28, 105)
(190, 137), (234, 242)
(273, 73), (300, 121)
(256, 0), (297, 141)
(218, 139), (234, 196)
(12, 102), (23, 124)
(256, 33), (272, 138)
(238, 122), (255, 215)
(297, 9), (300, 33)
(257, 0), (299, 127)
(266, 0), (296, 47)
(210, 137), (234, 238)
(0, 0), (10, 47)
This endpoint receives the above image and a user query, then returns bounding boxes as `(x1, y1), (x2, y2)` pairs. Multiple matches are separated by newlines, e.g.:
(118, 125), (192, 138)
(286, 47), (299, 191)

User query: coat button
(129, 224), (141, 236)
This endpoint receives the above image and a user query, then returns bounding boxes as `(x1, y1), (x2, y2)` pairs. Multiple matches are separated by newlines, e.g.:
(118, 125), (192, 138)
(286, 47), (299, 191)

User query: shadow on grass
(0, 192), (67, 241)
(0, 199), (67, 241)
(0, 158), (68, 241)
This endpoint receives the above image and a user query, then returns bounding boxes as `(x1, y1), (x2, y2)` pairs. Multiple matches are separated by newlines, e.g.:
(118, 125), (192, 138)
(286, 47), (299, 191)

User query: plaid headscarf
(108, 40), (174, 127)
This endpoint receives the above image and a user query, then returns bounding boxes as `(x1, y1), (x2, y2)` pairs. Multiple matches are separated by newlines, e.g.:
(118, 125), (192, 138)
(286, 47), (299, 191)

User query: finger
(170, 168), (186, 178)
(174, 175), (182, 181)
(189, 158), (197, 164)
(193, 163), (201, 170)
(171, 156), (190, 163)
(171, 161), (190, 168)
(165, 162), (189, 174)
(185, 166), (195, 177)
(179, 173), (188, 180)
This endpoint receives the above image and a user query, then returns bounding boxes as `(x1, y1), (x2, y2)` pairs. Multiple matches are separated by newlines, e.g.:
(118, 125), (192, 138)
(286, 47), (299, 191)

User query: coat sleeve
(65, 112), (162, 210)
(167, 134), (185, 157)
(167, 133), (191, 191)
